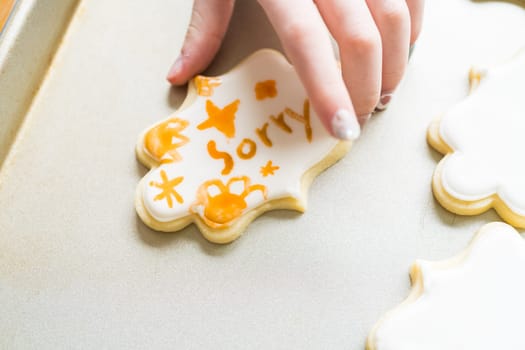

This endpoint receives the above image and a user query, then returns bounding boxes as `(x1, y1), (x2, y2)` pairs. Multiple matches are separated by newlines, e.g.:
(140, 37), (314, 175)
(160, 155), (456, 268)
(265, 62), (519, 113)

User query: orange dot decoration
(255, 80), (278, 100)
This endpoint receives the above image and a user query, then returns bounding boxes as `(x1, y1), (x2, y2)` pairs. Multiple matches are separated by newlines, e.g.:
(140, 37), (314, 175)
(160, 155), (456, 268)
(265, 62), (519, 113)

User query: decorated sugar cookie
(135, 50), (350, 243)
(427, 48), (525, 228)
(367, 222), (525, 349)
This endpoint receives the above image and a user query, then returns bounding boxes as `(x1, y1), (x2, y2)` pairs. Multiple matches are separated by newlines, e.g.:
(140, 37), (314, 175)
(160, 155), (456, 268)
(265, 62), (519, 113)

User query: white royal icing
(439, 48), (525, 215)
(371, 222), (525, 349)
(140, 50), (341, 227)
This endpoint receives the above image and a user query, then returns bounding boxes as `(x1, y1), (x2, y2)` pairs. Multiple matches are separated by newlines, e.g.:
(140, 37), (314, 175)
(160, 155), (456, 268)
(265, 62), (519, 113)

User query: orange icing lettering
(194, 76), (222, 96)
(270, 112), (292, 133)
(260, 160), (279, 177)
(144, 117), (190, 163)
(207, 140), (234, 175)
(255, 80), (277, 100)
(255, 122), (272, 147)
(285, 99), (312, 142)
(236, 138), (257, 159)
(197, 99), (239, 138)
(149, 170), (184, 208)
(192, 176), (267, 227)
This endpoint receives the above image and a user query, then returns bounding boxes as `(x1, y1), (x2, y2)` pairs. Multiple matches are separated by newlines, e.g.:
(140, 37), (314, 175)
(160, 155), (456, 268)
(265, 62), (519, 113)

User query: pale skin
(167, 0), (424, 140)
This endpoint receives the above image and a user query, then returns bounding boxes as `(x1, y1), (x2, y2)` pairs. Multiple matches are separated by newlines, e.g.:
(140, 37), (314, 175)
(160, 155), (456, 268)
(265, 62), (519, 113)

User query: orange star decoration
(255, 80), (277, 100)
(149, 170), (184, 208)
(260, 160), (280, 177)
(197, 99), (239, 138)
(194, 76), (222, 97)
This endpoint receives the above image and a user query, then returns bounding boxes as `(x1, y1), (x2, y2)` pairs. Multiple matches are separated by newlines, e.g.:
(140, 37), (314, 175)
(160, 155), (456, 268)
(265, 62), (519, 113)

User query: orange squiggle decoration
(207, 140), (234, 175)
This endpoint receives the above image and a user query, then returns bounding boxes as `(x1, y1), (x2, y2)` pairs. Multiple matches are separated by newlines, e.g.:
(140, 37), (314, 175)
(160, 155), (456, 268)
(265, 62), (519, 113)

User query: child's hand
(167, 0), (424, 140)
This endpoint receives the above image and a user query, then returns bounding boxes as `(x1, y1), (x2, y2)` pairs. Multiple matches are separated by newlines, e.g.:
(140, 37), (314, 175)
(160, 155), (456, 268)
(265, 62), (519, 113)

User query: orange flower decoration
(192, 176), (267, 228)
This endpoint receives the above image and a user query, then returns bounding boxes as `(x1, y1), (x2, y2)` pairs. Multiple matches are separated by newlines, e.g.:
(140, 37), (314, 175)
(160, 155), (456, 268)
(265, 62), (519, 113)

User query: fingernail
(331, 109), (361, 141)
(167, 56), (183, 80)
(375, 92), (393, 111)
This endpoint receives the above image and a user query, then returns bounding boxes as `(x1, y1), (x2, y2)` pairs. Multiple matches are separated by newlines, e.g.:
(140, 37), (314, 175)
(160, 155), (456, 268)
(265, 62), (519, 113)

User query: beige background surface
(1, 0), (524, 348)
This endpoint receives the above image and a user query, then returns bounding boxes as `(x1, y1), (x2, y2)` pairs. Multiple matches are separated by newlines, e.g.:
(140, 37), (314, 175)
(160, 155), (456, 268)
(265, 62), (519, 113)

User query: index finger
(258, 0), (361, 140)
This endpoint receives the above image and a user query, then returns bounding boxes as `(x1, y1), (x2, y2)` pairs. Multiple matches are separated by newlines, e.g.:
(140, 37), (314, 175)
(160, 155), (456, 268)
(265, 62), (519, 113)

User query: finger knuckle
(379, 3), (410, 28)
(340, 31), (381, 58)
(282, 20), (312, 45)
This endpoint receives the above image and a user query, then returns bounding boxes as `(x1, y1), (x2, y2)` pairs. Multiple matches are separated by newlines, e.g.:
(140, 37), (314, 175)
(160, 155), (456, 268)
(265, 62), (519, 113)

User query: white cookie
(135, 49), (350, 243)
(428, 48), (525, 228)
(367, 222), (525, 349)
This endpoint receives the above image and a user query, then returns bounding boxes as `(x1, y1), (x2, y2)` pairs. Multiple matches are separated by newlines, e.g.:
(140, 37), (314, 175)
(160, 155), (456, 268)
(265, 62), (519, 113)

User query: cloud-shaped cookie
(367, 222), (525, 349)
(135, 50), (351, 243)
(427, 48), (525, 228)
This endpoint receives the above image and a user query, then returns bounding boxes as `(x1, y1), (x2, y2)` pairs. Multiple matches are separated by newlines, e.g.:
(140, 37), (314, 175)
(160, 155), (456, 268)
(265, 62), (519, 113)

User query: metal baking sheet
(1, 0), (524, 348)
(0, 0), (78, 166)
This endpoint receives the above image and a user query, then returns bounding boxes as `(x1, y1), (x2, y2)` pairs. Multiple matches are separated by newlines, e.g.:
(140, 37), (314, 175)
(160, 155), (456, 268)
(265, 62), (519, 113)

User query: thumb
(167, 0), (235, 85)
